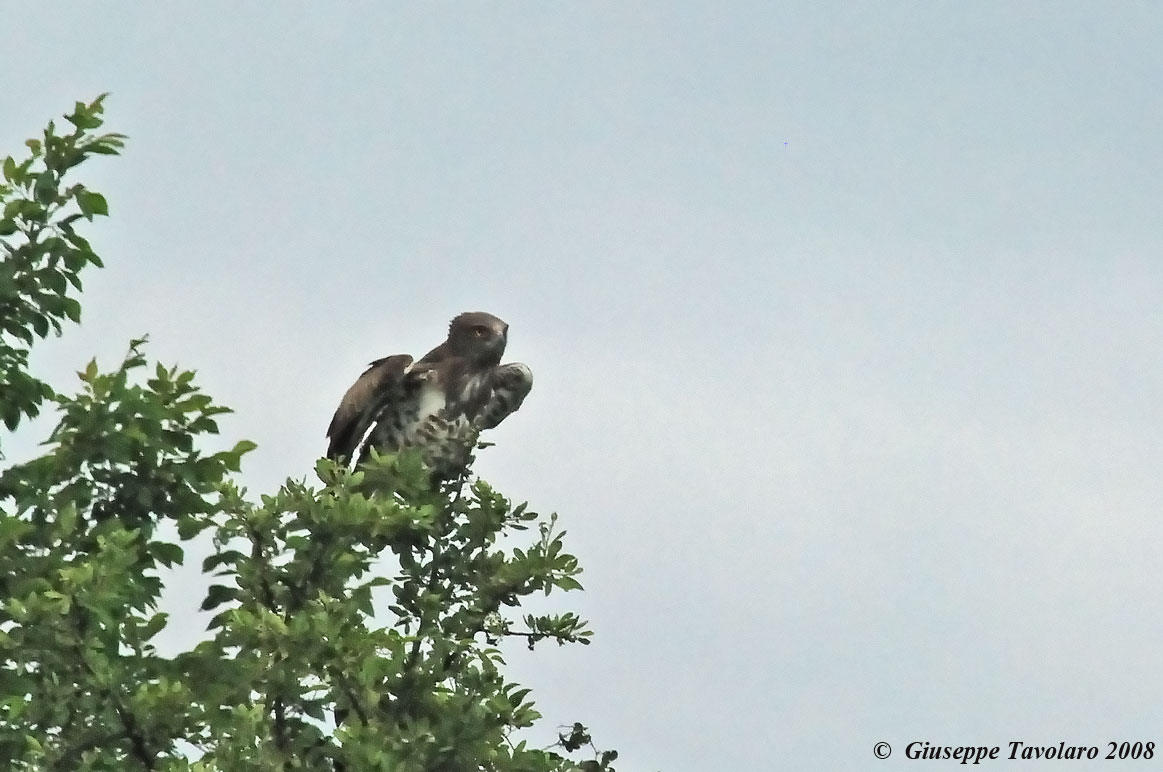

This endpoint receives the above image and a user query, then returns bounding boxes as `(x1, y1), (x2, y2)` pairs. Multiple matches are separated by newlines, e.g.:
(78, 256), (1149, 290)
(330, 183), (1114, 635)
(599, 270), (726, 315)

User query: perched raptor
(326, 312), (533, 480)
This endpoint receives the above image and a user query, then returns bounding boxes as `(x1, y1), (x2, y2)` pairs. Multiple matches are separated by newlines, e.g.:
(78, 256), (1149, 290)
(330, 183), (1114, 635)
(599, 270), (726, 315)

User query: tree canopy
(0, 96), (619, 772)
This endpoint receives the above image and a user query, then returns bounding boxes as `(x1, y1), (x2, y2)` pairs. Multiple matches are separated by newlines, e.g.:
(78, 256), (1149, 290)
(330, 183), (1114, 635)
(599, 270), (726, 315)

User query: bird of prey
(326, 312), (533, 481)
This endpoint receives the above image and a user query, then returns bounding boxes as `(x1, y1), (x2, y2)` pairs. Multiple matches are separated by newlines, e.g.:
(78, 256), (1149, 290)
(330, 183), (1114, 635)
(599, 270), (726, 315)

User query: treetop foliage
(0, 96), (620, 772)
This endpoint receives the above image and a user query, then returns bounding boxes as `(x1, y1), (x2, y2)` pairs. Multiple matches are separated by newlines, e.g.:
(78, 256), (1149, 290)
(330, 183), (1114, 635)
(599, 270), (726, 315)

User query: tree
(0, 96), (620, 772)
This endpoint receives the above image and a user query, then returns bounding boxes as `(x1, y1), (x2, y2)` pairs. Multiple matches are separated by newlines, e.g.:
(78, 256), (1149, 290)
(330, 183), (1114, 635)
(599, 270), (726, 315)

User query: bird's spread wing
(326, 354), (414, 461)
(475, 363), (533, 431)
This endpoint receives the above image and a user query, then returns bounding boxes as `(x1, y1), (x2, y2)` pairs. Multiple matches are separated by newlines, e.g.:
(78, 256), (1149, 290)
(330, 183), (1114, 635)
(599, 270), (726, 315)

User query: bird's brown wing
(475, 363), (533, 430)
(326, 354), (414, 462)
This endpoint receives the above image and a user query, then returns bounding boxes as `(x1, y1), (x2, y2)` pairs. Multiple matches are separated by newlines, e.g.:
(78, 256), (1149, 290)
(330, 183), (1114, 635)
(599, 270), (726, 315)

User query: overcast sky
(4, 3), (1163, 770)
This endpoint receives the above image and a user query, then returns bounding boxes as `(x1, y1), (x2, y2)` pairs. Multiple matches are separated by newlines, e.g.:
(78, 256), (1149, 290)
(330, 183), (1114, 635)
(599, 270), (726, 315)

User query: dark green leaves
(148, 541), (184, 567)
(201, 584), (239, 611)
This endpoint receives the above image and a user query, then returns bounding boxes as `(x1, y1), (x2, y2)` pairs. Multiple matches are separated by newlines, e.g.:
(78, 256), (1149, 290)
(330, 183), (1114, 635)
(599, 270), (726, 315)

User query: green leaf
(556, 576), (583, 591)
(141, 612), (169, 640)
(63, 247), (88, 272)
(0, 516), (33, 548)
(61, 296), (81, 322)
(215, 439), (257, 473)
(202, 550), (245, 573)
(77, 190), (108, 218)
(44, 269), (67, 295)
(33, 172), (56, 205)
(176, 514), (209, 540)
(201, 584), (238, 612)
(232, 439), (258, 456)
(65, 102), (102, 131)
(150, 542), (185, 567)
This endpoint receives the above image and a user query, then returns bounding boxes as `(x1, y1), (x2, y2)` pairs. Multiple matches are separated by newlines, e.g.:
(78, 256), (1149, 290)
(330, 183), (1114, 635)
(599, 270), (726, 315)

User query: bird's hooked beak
(494, 323), (509, 356)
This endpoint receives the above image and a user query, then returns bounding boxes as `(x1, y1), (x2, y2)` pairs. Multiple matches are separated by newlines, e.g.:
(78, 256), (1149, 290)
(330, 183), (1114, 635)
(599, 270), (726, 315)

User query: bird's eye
(473, 326), (489, 337)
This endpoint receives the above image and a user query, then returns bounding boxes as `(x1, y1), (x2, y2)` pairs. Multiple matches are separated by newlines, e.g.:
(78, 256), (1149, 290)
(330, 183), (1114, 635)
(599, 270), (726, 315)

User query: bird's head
(447, 311), (509, 366)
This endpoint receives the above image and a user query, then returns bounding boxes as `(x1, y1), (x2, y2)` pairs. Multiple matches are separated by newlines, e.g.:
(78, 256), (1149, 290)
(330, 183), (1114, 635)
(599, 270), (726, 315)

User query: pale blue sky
(3, 3), (1163, 770)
